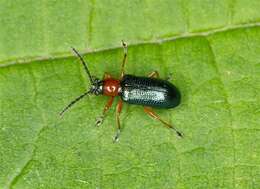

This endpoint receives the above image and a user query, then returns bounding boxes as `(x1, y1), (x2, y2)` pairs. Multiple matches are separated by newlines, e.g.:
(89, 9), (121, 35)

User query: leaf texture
(0, 1), (260, 189)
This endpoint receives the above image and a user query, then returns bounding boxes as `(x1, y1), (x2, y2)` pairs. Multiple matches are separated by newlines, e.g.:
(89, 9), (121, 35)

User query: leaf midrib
(1, 22), (260, 69)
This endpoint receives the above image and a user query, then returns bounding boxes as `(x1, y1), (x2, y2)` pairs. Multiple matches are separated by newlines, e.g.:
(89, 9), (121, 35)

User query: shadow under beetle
(60, 41), (183, 142)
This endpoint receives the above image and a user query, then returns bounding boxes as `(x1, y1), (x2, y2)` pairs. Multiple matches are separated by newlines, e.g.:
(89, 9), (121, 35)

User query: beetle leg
(143, 106), (183, 138)
(95, 96), (114, 126)
(103, 72), (112, 79)
(148, 71), (159, 78)
(148, 71), (173, 81)
(120, 40), (128, 79)
(114, 99), (123, 142)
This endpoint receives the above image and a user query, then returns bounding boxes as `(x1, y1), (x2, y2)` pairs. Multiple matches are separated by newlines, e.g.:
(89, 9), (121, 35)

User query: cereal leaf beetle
(60, 41), (182, 141)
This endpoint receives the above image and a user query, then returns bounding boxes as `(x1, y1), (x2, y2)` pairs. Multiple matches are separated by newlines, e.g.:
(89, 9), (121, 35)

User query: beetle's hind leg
(148, 71), (159, 78)
(114, 99), (123, 142)
(148, 71), (173, 81)
(143, 106), (183, 138)
(95, 96), (114, 126)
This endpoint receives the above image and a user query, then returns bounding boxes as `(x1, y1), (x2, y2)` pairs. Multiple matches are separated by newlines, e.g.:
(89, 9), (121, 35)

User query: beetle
(60, 41), (182, 141)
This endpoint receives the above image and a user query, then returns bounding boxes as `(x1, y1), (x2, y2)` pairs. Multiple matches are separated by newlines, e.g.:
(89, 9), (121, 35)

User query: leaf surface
(0, 1), (260, 189)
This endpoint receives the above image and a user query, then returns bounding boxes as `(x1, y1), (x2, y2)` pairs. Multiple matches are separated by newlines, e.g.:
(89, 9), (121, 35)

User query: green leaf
(0, 1), (260, 189)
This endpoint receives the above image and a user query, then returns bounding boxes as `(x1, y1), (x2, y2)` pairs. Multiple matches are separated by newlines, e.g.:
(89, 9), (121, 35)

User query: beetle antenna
(71, 47), (94, 84)
(59, 90), (90, 117)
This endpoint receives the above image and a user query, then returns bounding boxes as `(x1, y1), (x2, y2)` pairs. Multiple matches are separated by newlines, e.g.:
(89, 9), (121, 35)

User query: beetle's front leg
(95, 96), (114, 126)
(103, 72), (112, 79)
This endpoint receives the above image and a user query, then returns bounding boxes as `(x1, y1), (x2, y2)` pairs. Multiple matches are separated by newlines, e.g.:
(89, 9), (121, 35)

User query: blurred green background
(0, 1), (260, 188)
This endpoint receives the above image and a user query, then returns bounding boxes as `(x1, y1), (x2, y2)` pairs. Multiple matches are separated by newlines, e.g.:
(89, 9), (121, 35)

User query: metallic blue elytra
(120, 74), (181, 108)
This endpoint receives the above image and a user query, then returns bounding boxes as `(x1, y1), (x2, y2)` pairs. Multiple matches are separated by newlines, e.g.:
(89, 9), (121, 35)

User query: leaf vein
(205, 37), (236, 189)
(0, 23), (260, 68)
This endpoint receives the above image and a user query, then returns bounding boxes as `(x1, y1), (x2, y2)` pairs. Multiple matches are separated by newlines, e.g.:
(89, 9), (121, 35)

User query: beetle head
(89, 77), (103, 95)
